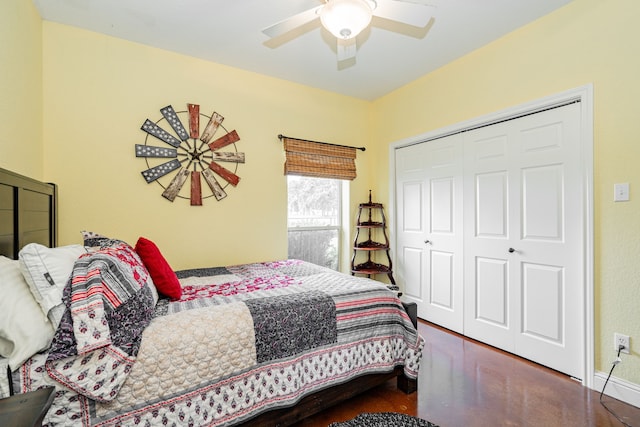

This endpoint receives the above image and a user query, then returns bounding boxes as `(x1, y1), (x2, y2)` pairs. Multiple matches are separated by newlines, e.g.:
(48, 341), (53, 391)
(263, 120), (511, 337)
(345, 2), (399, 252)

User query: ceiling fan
(262, 0), (435, 62)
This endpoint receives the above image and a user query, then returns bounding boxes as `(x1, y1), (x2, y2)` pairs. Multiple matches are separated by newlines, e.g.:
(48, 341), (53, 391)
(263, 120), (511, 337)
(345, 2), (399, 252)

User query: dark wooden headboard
(0, 167), (57, 259)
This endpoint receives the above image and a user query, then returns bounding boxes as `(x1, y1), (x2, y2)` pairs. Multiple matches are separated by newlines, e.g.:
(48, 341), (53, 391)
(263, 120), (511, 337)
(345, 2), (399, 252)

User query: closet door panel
(395, 135), (464, 333)
(395, 144), (428, 306)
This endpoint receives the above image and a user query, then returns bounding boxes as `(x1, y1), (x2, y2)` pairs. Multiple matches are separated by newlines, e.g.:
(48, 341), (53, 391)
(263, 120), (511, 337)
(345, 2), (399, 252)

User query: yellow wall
(372, 0), (640, 384)
(40, 23), (372, 272)
(0, 0), (43, 178)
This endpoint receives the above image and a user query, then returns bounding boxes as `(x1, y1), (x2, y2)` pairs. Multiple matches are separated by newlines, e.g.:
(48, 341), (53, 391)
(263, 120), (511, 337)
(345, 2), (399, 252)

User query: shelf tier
(354, 240), (389, 250)
(358, 202), (384, 209)
(352, 261), (392, 275)
(356, 221), (384, 228)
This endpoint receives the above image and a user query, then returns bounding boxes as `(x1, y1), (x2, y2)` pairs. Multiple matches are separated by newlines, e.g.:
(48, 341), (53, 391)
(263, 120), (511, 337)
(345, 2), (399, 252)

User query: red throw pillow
(134, 237), (182, 300)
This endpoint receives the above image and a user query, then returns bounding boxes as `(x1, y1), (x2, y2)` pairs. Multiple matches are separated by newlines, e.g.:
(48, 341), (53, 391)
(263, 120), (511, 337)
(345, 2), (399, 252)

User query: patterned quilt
(45, 244), (156, 402)
(14, 258), (424, 427)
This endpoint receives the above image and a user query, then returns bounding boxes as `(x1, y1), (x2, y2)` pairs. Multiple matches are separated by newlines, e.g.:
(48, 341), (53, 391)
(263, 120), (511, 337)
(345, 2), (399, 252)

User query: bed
(0, 166), (423, 426)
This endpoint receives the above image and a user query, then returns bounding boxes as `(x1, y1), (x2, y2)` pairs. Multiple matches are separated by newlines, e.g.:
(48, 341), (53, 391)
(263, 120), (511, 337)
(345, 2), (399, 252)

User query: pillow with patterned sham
(81, 230), (129, 250)
(0, 256), (54, 371)
(80, 231), (159, 305)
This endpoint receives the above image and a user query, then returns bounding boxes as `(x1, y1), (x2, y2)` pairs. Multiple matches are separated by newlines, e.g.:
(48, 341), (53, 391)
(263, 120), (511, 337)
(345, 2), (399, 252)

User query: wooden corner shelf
(351, 191), (396, 288)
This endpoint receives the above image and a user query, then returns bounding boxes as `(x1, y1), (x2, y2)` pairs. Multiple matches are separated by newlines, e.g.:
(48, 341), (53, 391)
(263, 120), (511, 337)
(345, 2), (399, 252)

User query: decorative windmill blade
(262, 5), (323, 38)
(160, 105), (190, 141)
(202, 168), (227, 201)
(372, 0), (434, 28)
(209, 161), (240, 187)
(337, 38), (357, 61)
(210, 152), (245, 163)
(190, 170), (202, 206)
(188, 104), (200, 139)
(200, 112), (224, 144)
(208, 130), (240, 151)
(135, 144), (177, 158)
(141, 159), (182, 183)
(141, 119), (182, 148)
(162, 167), (191, 202)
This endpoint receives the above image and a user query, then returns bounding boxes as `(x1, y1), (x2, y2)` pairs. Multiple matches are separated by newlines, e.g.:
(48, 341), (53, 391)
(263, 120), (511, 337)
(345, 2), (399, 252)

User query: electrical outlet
(614, 333), (630, 354)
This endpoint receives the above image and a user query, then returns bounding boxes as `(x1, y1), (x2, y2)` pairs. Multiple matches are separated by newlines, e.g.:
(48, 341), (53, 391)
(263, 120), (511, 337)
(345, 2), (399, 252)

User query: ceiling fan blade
(262, 6), (322, 38)
(337, 38), (357, 61)
(373, 0), (434, 28)
(389, 0), (435, 5)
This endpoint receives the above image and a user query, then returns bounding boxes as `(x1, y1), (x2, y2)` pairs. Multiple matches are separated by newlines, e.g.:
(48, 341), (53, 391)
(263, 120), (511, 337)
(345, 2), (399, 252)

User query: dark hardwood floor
(295, 320), (640, 426)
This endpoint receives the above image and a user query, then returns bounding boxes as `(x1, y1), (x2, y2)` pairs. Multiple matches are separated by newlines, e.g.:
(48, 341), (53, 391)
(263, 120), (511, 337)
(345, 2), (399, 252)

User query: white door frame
(387, 84), (594, 388)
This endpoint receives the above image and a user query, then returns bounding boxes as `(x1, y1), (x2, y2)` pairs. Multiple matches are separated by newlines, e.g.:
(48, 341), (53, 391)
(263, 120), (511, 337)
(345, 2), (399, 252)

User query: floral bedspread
(16, 259), (424, 426)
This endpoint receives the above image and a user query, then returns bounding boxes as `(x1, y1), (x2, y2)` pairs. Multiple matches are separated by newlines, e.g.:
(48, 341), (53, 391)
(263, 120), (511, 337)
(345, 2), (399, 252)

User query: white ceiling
(33, 0), (573, 101)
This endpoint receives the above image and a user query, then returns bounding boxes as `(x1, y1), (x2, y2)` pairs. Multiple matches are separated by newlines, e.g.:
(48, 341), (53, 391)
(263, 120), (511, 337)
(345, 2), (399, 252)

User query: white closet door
(395, 134), (464, 333)
(462, 103), (583, 378)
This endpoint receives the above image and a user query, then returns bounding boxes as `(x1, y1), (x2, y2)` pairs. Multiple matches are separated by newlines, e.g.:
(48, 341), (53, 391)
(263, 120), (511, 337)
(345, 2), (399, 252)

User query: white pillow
(19, 243), (87, 328)
(0, 256), (54, 371)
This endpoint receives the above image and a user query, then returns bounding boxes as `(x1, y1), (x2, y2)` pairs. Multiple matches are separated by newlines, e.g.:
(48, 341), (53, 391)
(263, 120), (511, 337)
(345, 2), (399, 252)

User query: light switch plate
(614, 183), (630, 202)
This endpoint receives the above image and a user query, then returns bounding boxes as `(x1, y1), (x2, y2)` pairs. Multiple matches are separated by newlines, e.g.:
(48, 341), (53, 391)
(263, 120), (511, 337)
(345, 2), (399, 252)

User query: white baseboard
(593, 371), (640, 409)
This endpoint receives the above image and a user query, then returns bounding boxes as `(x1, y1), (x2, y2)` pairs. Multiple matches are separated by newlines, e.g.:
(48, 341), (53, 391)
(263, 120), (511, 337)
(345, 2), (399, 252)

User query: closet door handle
(508, 247), (516, 253)
(424, 240), (432, 245)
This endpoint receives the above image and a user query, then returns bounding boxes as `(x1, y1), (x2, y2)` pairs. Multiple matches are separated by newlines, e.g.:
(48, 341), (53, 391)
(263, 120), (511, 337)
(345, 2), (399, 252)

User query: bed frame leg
(397, 374), (417, 394)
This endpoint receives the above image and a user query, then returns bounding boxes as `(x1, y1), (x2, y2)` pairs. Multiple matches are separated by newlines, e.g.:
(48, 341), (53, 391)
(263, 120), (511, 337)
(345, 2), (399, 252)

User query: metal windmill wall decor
(136, 104), (244, 205)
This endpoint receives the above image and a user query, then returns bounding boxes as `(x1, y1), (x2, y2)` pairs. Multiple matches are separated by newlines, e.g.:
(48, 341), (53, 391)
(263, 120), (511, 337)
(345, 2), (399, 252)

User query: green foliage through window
(287, 176), (341, 270)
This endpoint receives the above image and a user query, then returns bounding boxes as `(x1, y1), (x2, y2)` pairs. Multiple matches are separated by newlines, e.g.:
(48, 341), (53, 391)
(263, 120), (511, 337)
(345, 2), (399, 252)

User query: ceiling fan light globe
(320, 0), (373, 40)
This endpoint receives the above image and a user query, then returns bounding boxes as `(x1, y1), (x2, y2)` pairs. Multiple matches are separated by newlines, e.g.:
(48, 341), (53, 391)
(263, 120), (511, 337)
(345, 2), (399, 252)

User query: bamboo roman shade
(282, 137), (358, 181)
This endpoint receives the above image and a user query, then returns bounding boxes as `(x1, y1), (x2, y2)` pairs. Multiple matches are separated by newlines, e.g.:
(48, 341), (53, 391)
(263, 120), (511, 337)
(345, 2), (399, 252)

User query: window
(287, 175), (342, 270)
